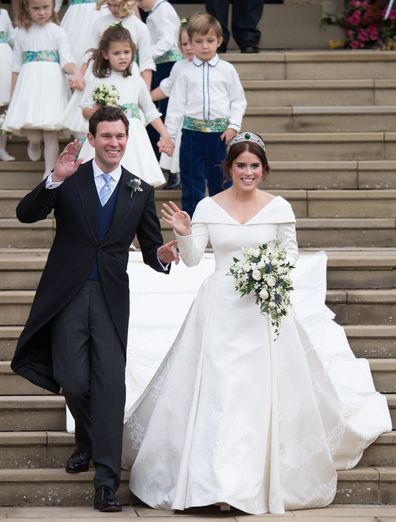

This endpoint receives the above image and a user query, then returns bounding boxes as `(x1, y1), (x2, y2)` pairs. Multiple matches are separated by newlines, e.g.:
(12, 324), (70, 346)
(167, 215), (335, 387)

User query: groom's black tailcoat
(11, 160), (168, 394)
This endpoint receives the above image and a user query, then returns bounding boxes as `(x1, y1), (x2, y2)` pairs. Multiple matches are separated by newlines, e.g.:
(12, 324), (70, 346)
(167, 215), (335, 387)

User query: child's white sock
(26, 129), (42, 162)
(43, 131), (59, 180)
(0, 135), (15, 161)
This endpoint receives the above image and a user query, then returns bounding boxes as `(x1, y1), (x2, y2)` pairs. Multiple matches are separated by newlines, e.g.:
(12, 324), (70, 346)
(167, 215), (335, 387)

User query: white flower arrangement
(229, 240), (295, 339)
(92, 84), (119, 107)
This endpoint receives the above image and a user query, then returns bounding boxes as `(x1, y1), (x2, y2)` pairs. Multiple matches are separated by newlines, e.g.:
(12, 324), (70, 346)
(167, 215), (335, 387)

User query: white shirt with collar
(92, 14), (155, 73)
(165, 54), (247, 140)
(46, 159), (122, 200)
(146, 0), (180, 60)
(45, 160), (170, 268)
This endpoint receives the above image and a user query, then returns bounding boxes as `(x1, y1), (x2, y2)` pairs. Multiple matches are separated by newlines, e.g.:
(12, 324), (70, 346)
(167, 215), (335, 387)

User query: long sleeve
(277, 222), (298, 265)
(57, 25), (74, 69)
(11, 29), (23, 72)
(16, 180), (59, 223)
(175, 223), (209, 267)
(137, 76), (161, 124)
(164, 72), (187, 140)
(228, 66), (247, 132)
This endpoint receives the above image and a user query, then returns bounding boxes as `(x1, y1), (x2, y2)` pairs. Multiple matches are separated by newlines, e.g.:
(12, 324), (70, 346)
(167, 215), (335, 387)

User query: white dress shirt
(159, 59), (190, 97)
(165, 55), (247, 140)
(92, 14), (155, 72)
(46, 159), (122, 197)
(146, 0), (180, 60)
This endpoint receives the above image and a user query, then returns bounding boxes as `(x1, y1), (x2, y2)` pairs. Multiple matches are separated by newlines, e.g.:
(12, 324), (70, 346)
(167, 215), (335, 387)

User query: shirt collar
(148, 0), (166, 15)
(192, 54), (220, 68)
(92, 159), (122, 183)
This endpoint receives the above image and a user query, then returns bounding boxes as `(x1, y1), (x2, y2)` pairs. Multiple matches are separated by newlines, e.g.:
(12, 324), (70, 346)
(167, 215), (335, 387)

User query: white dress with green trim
(61, 0), (109, 67)
(0, 9), (14, 106)
(79, 70), (166, 187)
(4, 23), (72, 132)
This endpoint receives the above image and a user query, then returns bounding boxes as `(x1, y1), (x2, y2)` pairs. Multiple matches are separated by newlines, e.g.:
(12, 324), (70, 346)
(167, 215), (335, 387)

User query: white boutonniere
(126, 178), (143, 197)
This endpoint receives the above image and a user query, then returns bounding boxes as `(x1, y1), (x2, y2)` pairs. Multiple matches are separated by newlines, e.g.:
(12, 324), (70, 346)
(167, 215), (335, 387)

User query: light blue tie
(99, 173), (112, 206)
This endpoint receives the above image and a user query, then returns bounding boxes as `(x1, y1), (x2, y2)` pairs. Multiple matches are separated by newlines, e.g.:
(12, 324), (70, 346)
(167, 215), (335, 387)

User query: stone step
(1, 358), (394, 395)
(0, 326), (21, 361)
(161, 218), (396, 248)
(327, 289), (396, 326)
(1, 323), (395, 364)
(225, 51), (396, 81)
(242, 79), (396, 107)
(0, 362), (50, 395)
(2, 159), (396, 191)
(0, 466), (395, 506)
(261, 132), (396, 162)
(0, 218), (53, 249)
(0, 248), (394, 292)
(245, 106), (396, 133)
(1, 288), (395, 327)
(3, 216), (395, 249)
(1, 393), (394, 436)
(158, 189), (396, 219)
(0, 396), (65, 431)
(325, 250), (396, 290)
(6, 132), (396, 162)
(6, 189), (396, 221)
(2, 429), (396, 470)
(345, 325), (396, 359)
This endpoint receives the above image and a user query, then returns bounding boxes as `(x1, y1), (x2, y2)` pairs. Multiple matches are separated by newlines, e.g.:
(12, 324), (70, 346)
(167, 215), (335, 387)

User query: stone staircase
(0, 50), (396, 506)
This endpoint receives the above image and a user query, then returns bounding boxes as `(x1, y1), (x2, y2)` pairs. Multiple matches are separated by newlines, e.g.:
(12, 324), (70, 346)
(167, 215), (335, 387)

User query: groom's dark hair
(89, 106), (129, 137)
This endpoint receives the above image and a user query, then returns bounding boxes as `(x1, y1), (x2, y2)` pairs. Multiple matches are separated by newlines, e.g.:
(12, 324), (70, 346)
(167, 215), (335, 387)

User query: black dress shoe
(94, 486), (122, 512)
(65, 451), (91, 473)
(163, 172), (180, 190)
(241, 46), (260, 53)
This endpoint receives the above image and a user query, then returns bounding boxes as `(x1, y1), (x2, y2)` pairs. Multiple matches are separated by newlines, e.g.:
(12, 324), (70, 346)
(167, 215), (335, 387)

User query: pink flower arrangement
(326, 0), (396, 49)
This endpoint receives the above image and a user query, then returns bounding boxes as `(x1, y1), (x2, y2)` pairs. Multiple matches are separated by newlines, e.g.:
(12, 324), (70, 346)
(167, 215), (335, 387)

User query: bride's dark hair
(222, 139), (270, 182)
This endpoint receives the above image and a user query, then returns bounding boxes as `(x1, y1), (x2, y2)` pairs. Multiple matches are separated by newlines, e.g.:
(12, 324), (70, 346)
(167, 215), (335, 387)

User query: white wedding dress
(122, 195), (391, 515)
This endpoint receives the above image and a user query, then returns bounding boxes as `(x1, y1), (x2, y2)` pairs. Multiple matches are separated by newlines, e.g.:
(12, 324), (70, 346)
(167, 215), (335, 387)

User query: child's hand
(220, 128), (237, 144)
(69, 71), (85, 91)
(157, 135), (175, 157)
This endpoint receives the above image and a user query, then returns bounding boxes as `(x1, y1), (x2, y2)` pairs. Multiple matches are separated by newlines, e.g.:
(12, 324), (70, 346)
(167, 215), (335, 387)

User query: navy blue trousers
(179, 129), (230, 217)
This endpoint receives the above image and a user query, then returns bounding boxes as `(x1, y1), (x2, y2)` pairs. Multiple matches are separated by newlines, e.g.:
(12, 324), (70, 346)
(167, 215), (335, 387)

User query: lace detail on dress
(125, 413), (145, 450)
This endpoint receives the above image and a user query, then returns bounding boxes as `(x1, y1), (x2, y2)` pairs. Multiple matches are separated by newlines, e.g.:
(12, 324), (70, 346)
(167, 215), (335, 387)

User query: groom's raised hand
(157, 240), (180, 265)
(52, 139), (84, 182)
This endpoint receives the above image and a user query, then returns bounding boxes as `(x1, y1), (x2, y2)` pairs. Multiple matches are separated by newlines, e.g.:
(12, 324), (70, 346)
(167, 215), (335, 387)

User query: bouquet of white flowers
(92, 84), (119, 107)
(229, 240), (295, 339)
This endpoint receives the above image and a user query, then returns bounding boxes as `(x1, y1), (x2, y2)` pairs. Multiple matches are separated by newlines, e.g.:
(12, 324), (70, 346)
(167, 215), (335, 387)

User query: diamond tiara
(228, 132), (266, 152)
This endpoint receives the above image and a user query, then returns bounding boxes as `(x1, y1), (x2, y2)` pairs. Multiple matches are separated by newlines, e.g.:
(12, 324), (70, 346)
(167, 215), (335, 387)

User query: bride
(122, 132), (391, 514)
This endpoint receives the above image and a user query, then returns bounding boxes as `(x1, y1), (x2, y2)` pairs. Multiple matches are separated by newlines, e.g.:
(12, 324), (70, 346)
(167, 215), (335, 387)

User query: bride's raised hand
(161, 201), (191, 236)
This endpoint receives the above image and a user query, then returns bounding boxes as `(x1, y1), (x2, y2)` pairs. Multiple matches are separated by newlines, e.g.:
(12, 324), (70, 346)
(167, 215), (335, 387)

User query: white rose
(267, 276), (276, 287)
(259, 288), (269, 300)
(252, 270), (261, 281)
(257, 260), (265, 269)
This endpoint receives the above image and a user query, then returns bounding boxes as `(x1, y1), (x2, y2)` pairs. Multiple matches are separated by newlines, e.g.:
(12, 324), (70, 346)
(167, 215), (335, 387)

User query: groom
(11, 107), (178, 512)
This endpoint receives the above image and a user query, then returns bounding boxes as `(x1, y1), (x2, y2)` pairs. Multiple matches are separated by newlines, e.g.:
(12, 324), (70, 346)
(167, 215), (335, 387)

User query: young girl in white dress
(152, 21), (193, 189)
(79, 24), (173, 186)
(122, 133), (391, 515)
(93, 0), (155, 89)
(4, 0), (84, 178)
(61, 0), (154, 138)
(60, 0), (108, 67)
(0, 6), (15, 161)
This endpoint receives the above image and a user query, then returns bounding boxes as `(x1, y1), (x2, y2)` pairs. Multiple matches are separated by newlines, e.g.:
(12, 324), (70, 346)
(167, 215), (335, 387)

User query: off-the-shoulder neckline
(209, 196), (280, 225)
